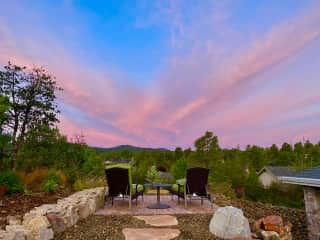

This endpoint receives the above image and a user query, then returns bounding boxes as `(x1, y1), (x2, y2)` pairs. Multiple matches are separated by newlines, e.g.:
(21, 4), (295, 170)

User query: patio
(96, 194), (217, 215)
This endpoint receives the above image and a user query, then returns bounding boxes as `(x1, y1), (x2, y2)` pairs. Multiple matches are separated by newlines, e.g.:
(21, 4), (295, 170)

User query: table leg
(157, 186), (160, 204)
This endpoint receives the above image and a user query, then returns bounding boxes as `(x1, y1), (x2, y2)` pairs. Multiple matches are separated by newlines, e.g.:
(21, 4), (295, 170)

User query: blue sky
(0, 0), (319, 148)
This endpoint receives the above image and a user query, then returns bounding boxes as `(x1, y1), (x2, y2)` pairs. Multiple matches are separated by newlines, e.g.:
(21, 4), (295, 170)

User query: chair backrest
(186, 167), (209, 196)
(105, 167), (130, 197)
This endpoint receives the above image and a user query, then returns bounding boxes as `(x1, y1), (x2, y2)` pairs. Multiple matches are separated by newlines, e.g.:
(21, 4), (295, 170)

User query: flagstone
(134, 215), (178, 227)
(122, 228), (180, 240)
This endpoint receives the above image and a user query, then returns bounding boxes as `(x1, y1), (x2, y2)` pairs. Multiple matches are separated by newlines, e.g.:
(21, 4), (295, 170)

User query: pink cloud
(0, 2), (320, 148)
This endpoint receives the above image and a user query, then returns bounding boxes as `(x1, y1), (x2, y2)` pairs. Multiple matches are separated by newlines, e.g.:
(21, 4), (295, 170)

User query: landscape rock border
(0, 187), (106, 240)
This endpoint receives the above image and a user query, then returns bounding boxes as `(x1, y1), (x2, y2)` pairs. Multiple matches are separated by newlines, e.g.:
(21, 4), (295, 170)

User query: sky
(0, 0), (320, 149)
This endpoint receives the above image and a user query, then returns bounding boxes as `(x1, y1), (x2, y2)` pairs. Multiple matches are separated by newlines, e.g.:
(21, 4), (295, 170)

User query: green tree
(194, 131), (220, 168)
(0, 62), (62, 169)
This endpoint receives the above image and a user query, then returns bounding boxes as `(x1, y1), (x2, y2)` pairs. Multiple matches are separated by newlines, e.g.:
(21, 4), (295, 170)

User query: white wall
(259, 172), (277, 188)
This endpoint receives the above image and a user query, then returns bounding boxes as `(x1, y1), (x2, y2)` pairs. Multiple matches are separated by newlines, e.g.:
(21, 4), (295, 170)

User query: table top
(144, 183), (172, 188)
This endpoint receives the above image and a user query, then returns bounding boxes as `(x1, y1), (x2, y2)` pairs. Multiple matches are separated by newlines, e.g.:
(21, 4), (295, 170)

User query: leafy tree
(0, 62), (62, 169)
(171, 158), (187, 180)
(194, 131), (220, 168)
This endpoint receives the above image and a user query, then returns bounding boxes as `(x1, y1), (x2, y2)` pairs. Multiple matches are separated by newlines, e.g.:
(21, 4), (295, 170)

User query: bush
(145, 165), (161, 183)
(210, 181), (235, 198)
(171, 158), (187, 180)
(18, 168), (49, 191)
(42, 178), (58, 193)
(73, 177), (105, 191)
(0, 171), (23, 194)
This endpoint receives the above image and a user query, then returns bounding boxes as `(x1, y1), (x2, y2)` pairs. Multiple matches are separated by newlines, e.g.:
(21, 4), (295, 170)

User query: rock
(209, 206), (251, 239)
(39, 228), (53, 240)
(62, 205), (79, 228)
(122, 228), (180, 240)
(6, 216), (21, 226)
(134, 215), (178, 227)
(259, 230), (280, 240)
(263, 216), (283, 233)
(46, 214), (66, 233)
(5, 225), (30, 240)
(0, 230), (15, 240)
(23, 216), (53, 240)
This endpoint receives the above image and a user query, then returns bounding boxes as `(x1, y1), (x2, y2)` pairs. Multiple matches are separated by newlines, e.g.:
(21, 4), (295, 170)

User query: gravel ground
(0, 190), (71, 229)
(56, 215), (221, 240)
(57, 194), (308, 240)
(215, 194), (308, 239)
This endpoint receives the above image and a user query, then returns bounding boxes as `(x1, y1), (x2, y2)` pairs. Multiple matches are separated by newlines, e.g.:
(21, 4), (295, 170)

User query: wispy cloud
(0, 1), (319, 148)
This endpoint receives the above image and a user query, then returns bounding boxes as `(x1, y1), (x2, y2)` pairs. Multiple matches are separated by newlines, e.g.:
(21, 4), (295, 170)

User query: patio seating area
(96, 194), (217, 215)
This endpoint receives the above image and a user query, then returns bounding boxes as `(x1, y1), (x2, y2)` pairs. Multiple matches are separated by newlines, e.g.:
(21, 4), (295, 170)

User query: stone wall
(304, 186), (320, 240)
(0, 187), (106, 240)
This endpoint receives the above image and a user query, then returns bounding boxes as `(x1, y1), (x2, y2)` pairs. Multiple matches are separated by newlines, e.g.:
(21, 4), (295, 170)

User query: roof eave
(279, 176), (320, 188)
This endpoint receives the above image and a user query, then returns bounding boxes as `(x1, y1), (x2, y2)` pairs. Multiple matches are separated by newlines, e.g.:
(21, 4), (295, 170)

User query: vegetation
(1, 62), (319, 208)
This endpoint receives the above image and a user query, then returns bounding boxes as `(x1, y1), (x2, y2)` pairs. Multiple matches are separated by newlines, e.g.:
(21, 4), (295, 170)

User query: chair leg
(111, 197), (114, 206)
(201, 197), (203, 205)
(184, 193), (187, 208)
(129, 195), (132, 209)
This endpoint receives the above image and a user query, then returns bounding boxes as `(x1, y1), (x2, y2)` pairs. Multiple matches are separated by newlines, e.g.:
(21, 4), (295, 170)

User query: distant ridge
(92, 144), (170, 153)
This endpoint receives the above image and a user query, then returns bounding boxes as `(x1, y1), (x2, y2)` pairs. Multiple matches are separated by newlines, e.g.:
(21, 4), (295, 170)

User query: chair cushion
(171, 178), (186, 193)
(171, 183), (184, 193)
(131, 184), (144, 194)
(176, 178), (186, 185)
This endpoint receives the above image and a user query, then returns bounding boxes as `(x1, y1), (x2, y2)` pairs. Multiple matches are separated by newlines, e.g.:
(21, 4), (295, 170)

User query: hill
(92, 144), (169, 153)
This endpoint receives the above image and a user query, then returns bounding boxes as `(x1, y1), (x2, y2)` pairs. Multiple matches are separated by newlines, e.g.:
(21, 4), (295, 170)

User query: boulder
(263, 215), (283, 233)
(259, 230), (280, 240)
(0, 230), (15, 240)
(46, 214), (66, 233)
(5, 225), (30, 240)
(6, 216), (21, 226)
(23, 216), (53, 240)
(209, 206), (251, 239)
(254, 215), (292, 240)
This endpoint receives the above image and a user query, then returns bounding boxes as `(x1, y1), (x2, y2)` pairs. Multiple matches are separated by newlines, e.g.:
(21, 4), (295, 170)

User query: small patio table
(144, 183), (172, 209)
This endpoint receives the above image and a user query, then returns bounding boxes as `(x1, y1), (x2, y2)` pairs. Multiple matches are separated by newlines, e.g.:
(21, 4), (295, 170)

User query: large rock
(0, 230), (15, 240)
(209, 206), (251, 239)
(254, 215), (292, 240)
(6, 216), (21, 226)
(5, 225), (30, 240)
(23, 216), (53, 240)
(46, 214), (66, 233)
(263, 215), (283, 233)
(259, 230), (280, 240)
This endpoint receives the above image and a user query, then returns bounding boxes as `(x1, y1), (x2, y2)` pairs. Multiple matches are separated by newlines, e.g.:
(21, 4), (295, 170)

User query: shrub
(0, 171), (23, 194)
(73, 177), (105, 191)
(171, 158), (187, 180)
(18, 168), (49, 191)
(145, 165), (161, 183)
(42, 178), (58, 193)
(210, 181), (235, 198)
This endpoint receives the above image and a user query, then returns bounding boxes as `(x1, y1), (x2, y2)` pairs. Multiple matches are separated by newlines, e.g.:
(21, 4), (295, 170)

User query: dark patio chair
(105, 164), (144, 209)
(170, 167), (212, 208)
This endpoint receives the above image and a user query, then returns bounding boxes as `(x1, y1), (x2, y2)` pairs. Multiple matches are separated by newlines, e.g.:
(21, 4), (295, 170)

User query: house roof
(258, 166), (294, 177)
(105, 158), (131, 165)
(279, 166), (320, 188)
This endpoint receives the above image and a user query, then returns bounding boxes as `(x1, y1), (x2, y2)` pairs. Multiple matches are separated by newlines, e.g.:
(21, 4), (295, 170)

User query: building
(280, 167), (320, 240)
(257, 166), (294, 188)
(104, 158), (131, 165)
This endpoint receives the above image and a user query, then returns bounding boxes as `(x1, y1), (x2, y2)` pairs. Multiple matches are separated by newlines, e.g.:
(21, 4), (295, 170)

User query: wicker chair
(170, 167), (211, 208)
(105, 164), (144, 208)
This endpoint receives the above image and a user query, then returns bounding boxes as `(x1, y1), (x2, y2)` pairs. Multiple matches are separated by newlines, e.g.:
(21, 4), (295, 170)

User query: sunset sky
(1, 0), (320, 149)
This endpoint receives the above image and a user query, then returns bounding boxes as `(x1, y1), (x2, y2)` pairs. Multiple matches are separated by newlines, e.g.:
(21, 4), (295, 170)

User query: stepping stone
(134, 215), (178, 227)
(123, 228), (180, 240)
